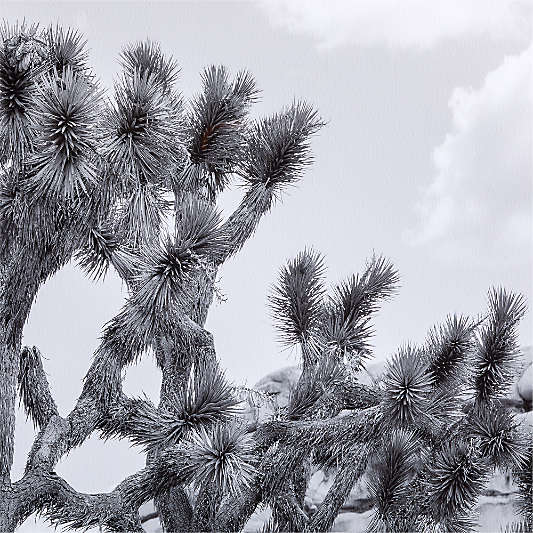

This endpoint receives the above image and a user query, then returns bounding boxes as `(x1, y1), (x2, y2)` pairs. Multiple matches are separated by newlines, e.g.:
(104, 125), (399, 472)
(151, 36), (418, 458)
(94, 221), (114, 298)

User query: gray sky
(3, 1), (531, 530)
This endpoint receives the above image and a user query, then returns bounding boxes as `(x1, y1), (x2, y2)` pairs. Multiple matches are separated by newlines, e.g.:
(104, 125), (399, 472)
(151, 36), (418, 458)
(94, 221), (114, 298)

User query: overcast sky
(2, 2), (531, 530)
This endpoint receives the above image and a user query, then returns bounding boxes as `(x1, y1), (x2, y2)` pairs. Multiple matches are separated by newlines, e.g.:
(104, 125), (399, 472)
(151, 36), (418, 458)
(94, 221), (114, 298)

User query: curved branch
(13, 470), (143, 532)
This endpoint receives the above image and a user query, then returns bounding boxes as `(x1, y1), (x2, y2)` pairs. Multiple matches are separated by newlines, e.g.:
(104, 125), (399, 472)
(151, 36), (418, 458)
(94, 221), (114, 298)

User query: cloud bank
(259, 0), (531, 49)
(407, 44), (532, 265)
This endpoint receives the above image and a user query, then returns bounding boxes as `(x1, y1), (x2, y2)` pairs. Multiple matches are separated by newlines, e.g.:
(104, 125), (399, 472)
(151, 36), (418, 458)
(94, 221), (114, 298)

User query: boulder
(242, 366), (301, 425)
(306, 468), (371, 511)
(517, 409), (533, 431)
(517, 363), (533, 403)
(253, 366), (301, 405)
(352, 361), (387, 387)
(476, 493), (517, 532)
(140, 501), (162, 533)
(244, 506), (272, 532)
(331, 509), (374, 532)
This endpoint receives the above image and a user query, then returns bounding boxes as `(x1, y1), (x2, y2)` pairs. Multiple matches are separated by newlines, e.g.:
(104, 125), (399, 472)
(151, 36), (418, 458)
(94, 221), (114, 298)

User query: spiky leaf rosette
(426, 440), (488, 523)
(129, 239), (194, 328)
(333, 255), (399, 322)
(318, 255), (399, 369)
(473, 288), (526, 404)
(218, 104), (324, 261)
(425, 314), (475, 389)
(45, 25), (88, 75)
(130, 200), (225, 322)
(174, 360), (239, 430)
(98, 396), (184, 449)
(0, 22), (45, 163)
(185, 422), (256, 495)
(100, 363), (238, 451)
(239, 101), (323, 202)
(269, 248), (325, 357)
(174, 194), (227, 264)
(318, 303), (373, 369)
(183, 66), (258, 198)
(120, 40), (179, 93)
(382, 345), (433, 427)
(469, 406), (528, 468)
(367, 429), (420, 524)
(437, 512), (479, 533)
(76, 224), (136, 281)
(27, 68), (102, 199)
(103, 70), (182, 187)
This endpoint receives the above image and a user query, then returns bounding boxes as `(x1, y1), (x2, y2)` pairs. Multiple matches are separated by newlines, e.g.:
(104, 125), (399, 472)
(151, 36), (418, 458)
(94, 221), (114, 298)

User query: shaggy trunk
(153, 261), (218, 532)
(0, 491), (16, 533)
(0, 340), (18, 487)
(0, 256), (42, 486)
(0, 271), (41, 533)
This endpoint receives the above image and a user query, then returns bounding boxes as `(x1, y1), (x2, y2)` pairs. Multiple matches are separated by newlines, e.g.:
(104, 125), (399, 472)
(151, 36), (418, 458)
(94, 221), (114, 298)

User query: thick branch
(13, 470), (143, 532)
(217, 186), (272, 264)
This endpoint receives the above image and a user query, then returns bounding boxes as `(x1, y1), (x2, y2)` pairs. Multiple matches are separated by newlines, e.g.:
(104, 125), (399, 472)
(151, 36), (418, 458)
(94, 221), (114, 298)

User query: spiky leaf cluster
(174, 361), (239, 430)
(130, 200), (224, 320)
(103, 70), (182, 187)
(425, 314), (475, 388)
(76, 224), (134, 281)
(426, 440), (488, 523)
(367, 429), (420, 521)
(382, 345), (433, 427)
(120, 40), (179, 93)
(100, 363), (237, 451)
(269, 248), (325, 353)
(45, 26), (88, 75)
(319, 255), (399, 369)
(0, 22), (45, 162)
(174, 195), (227, 263)
(239, 101), (323, 199)
(27, 68), (102, 199)
(184, 422), (256, 495)
(473, 289), (526, 404)
(470, 406), (528, 468)
(184, 66), (258, 197)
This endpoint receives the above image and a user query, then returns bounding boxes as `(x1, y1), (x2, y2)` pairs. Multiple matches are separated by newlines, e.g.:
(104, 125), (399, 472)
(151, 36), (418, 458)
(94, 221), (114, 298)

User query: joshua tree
(0, 22), (531, 533)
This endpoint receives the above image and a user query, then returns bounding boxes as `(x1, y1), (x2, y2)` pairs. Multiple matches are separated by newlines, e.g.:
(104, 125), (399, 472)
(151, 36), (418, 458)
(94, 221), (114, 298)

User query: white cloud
(259, 0), (531, 49)
(406, 44), (532, 265)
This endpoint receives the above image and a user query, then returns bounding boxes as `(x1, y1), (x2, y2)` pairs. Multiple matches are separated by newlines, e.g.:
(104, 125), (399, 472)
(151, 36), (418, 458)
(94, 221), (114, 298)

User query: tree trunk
(152, 265), (217, 532)
(0, 491), (16, 533)
(0, 341), (17, 487)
